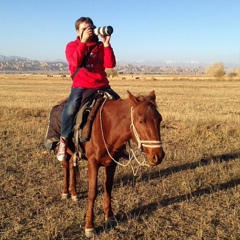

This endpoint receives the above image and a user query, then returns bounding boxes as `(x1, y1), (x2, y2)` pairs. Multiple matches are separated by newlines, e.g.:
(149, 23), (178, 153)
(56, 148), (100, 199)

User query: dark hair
(75, 17), (94, 30)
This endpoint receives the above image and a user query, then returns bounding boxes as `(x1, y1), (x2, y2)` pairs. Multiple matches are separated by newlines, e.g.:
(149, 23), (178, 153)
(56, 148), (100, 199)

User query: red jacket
(65, 37), (116, 88)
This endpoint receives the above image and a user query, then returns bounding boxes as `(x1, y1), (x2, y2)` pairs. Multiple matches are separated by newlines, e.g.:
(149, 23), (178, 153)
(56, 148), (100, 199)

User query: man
(57, 17), (127, 161)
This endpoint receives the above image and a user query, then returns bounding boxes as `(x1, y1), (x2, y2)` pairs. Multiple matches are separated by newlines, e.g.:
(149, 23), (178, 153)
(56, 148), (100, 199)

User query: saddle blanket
(44, 89), (113, 150)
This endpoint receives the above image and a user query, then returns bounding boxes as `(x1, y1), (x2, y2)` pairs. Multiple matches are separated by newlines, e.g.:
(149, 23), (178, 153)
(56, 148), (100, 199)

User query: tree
(205, 62), (225, 78)
(106, 69), (118, 78)
(227, 72), (237, 80)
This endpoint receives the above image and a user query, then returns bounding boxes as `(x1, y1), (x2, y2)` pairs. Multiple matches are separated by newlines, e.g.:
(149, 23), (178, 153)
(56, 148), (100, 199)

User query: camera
(93, 26), (113, 36)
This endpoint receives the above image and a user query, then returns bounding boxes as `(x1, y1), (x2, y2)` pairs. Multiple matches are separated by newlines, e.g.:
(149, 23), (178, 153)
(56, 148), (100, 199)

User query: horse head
(128, 90), (165, 166)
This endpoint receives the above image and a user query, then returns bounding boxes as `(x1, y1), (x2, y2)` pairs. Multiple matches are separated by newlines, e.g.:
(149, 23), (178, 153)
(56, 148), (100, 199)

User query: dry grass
(0, 74), (239, 240)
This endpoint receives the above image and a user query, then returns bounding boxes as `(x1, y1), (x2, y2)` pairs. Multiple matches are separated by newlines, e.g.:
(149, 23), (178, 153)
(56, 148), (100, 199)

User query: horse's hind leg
(69, 156), (78, 201)
(61, 159), (70, 199)
(104, 164), (117, 231)
(85, 160), (99, 238)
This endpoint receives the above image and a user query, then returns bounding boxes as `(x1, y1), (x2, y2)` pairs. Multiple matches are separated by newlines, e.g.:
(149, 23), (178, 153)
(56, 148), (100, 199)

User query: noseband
(99, 101), (162, 174)
(130, 106), (162, 150)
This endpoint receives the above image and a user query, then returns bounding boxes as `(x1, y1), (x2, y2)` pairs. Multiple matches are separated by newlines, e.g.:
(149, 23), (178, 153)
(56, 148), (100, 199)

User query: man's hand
(101, 35), (111, 47)
(81, 27), (93, 43)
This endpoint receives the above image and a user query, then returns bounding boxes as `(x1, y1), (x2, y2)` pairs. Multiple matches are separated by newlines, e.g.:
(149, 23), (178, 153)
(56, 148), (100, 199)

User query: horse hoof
(61, 193), (69, 200)
(71, 195), (78, 201)
(85, 228), (96, 238)
(105, 216), (118, 231)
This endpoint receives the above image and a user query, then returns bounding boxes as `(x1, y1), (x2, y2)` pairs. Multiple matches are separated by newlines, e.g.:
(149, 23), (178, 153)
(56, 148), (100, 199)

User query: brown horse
(61, 90), (165, 238)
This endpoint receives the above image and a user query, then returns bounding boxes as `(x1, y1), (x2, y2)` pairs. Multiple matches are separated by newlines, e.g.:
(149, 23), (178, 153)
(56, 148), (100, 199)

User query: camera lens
(93, 26), (113, 36)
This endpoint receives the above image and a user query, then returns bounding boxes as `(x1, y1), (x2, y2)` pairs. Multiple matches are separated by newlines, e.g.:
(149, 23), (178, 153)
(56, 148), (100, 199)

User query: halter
(98, 99), (163, 175)
(130, 106), (162, 150)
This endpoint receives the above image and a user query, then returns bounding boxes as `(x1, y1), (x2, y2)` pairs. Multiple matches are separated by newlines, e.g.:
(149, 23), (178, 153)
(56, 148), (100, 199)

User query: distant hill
(0, 55), (233, 75)
(115, 63), (206, 75)
(0, 55), (68, 73)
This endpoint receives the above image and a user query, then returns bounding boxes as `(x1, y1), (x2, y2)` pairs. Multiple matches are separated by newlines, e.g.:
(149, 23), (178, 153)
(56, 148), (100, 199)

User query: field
(0, 74), (240, 240)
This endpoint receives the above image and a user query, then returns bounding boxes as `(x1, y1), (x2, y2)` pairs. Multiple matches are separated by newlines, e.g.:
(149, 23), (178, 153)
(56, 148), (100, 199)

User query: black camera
(93, 26), (113, 36)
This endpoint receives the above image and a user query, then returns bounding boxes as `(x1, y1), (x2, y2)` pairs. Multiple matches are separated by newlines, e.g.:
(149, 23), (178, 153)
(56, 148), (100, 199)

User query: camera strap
(71, 44), (97, 80)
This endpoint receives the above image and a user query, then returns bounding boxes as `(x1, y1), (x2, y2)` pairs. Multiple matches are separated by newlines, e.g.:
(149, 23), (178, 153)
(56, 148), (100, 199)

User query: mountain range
(0, 55), (236, 75)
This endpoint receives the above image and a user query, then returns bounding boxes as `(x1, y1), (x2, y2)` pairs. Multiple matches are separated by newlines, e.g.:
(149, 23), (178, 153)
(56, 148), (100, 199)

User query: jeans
(61, 87), (120, 138)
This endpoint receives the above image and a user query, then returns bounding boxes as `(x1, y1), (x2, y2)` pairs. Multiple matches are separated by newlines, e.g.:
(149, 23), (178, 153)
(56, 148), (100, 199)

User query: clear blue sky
(1, 0), (240, 66)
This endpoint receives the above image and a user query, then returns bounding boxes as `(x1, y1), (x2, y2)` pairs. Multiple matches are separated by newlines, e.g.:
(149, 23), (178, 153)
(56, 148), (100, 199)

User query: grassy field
(0, 74), (239, 240)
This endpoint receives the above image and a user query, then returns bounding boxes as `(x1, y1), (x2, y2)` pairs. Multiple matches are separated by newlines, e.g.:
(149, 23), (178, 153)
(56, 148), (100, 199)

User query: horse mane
(134, 94), (161, 120)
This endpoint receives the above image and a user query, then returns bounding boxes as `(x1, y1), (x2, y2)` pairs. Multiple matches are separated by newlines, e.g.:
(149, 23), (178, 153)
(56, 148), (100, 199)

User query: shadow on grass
(161, 177), (240, 206)
(112, 151), (240, 224)
(113, 177), (240, 225)
(96, 171), (240, 234)
(84, 151), (240, 235)
(114, 151), (240, 187)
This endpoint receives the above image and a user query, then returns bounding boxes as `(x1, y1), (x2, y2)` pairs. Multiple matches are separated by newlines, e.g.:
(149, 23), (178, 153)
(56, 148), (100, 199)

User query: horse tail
(75, 165), (80, 183)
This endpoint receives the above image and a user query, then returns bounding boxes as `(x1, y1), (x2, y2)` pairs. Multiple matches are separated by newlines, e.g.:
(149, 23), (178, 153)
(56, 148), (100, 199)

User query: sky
(1, 0), (240, 66)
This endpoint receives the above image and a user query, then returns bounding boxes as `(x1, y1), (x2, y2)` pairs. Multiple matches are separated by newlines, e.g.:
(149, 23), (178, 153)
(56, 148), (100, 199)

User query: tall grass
(0, 74), (239, 239)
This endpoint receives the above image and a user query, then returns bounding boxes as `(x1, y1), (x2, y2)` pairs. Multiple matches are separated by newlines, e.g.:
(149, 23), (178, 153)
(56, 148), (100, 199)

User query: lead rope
(100, 99), (131, 167)
(99, 99), (148, 175)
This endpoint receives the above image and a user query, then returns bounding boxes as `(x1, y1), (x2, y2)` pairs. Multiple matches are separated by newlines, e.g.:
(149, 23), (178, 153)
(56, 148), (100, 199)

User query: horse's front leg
(104, 163), (117, 231)
(85, 159), (99, 238)
(61, 159), (69, 199)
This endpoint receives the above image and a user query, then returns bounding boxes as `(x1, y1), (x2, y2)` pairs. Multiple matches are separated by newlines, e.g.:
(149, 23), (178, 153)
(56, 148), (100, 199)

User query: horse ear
(148, 90), (156, 102)
(127, 90), (138, 107)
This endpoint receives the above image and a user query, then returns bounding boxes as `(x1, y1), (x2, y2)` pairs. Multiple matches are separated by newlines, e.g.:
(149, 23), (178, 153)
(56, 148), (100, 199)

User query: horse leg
(69, 156), (78, 201)
(104, 164), (118, 231)
(85, 160), (99, 238)
(61, 159), (69, 199)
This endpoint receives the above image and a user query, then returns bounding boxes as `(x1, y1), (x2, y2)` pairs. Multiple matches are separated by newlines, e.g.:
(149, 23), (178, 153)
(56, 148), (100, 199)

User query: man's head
(75, 17), (94, 31)
(75, 17), (95, 41)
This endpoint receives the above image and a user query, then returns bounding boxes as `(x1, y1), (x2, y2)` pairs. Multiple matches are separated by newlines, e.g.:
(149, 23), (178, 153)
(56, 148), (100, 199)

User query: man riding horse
(57, 17), (129, 161)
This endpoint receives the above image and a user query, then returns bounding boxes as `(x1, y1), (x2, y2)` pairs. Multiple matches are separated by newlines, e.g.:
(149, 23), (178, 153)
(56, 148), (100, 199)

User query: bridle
(130, 106), (162, 150)
(99, 99), (162, 173)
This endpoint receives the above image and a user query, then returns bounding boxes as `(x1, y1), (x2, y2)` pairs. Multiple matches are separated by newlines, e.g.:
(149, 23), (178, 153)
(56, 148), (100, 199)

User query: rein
(99, 99), (132, 167)
(99, 99), (162, 175)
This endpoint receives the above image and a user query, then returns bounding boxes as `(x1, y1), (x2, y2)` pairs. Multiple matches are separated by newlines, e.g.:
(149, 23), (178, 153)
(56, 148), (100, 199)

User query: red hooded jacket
(65, 37), (116, 89)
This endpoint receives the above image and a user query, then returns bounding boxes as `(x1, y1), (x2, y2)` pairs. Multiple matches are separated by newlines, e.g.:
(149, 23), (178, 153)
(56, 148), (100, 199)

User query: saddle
(74, 89), (112, 142)
(44, 89), (114, 152)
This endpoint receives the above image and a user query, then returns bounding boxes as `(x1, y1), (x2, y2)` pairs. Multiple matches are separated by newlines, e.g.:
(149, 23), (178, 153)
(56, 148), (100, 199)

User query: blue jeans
(61, 87), (120, 138)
